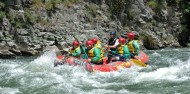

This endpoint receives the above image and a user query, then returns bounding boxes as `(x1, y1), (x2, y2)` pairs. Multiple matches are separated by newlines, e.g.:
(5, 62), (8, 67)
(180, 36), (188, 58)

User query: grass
(147, 0), (158, 10)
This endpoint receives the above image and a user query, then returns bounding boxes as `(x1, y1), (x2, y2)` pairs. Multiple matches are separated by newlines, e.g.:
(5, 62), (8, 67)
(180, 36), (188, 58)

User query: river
(0, 48), (190, 94)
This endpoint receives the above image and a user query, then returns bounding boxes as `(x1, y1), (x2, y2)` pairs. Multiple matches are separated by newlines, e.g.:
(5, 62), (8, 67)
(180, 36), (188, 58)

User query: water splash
(0, 87), (20, 94)
(24, 51), (56, 72)
(132, 55), (190, 83)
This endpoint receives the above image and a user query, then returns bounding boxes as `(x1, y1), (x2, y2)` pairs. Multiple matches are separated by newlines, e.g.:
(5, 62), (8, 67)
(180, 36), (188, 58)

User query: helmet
(110, 31), (116, 35)
(91, 38), (98, 43)
(72, 41), (79, 45)
(127, 32), (135, 40)
(86, 40), (94, 46)
(118, 37), (126, 44)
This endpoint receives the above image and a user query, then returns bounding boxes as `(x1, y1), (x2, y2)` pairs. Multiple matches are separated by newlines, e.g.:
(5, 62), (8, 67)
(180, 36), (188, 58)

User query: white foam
(131, 58), (190, 83)
(0, 87), (20, 94)
(24, 51), (56, 72)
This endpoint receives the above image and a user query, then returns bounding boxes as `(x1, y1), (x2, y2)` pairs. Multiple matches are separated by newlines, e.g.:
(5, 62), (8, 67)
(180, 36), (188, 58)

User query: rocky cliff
(0, 0), (190, 58)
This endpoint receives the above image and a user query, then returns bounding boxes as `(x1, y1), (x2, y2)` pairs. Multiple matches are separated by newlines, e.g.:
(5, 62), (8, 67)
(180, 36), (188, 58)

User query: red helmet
(127, 32), (135, 40)
(118, 37), (126, 44)
(86, 40), (94, 46)
(91, 38), (98, 43)
(72, 41), (79, 45)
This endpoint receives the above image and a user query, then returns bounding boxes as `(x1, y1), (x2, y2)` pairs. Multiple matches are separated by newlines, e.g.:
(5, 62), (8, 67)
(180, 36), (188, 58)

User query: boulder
(0, 50), (16, 59)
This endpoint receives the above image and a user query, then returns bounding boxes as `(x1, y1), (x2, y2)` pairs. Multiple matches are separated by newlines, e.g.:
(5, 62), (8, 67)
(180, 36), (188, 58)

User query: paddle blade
(131, 58), (147, 67)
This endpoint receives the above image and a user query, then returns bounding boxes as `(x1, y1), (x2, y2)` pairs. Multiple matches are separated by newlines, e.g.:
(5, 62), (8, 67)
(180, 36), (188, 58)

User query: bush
(147, 0), (158, 9)
(85, 3), (97, 17)
(0, 1), (5, 9)
(183, 2), (190, 15)
(37, 17), (48, 26)
(0, 11), (5, 21)
(109, 0), (126, 17)
(24, 9), (37, 24)
(31, 0), (44, 10)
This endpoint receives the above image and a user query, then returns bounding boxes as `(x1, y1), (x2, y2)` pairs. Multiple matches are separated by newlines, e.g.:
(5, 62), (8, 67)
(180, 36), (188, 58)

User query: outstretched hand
(104, 45), (108, 49)
(68, 52), (72, 56)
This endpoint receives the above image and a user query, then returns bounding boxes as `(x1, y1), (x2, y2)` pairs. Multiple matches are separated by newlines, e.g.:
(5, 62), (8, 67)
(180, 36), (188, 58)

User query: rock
(33, 45), (42, 51)
(0, 0), (187, 59)
(7, 41), (17, 49)
(43, 45), (59, 52)
(9, 49), (22, 55)
(0, 32), (3, 40)
(20, 49), (38, 56)
(17, 29), (29, 36)
(0, 50), (16, 59)
(0, 42), (9, 50)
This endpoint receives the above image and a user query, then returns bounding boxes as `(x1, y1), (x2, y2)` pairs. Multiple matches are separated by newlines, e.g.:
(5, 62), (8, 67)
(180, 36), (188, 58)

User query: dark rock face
(0, 0), (189, 58)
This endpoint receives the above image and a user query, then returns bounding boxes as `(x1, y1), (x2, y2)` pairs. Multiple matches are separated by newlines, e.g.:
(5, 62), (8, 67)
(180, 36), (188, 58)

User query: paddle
(130, 54), (147, 67)
(73, 34), (88, 59)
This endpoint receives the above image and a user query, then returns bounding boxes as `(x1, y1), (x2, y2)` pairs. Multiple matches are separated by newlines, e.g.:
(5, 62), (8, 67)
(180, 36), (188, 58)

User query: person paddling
(104, 31), (119, 63)
(91, 38), (104, 56)
(91, 38), (103, 49)
(54, 41), (82, 66)
(68, 41), (82, 58)
(126, 32), (140, 58)
(109, 37), (130, 62)
(85, 40), (104, 65)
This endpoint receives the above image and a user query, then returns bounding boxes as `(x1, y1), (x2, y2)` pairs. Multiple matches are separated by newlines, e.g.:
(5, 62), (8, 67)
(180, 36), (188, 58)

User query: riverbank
(0, 0), (190, 58)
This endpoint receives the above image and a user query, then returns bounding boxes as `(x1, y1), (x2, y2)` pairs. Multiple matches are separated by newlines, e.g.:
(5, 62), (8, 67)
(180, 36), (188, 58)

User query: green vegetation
(62, 0), (79, 7)
(147, 0), (158, 9)
(32, 0), (79, 10)
(109, 0), (126, 17)
(0, 1), (4, 9)
(182, 1), (190, 15)
(0, 1), (5, 20)
(179, 1), (190, 46)
(147, 0), (164, 13)
(0, 11), (5, 20)
(32, 0), (44, 10)
(37, 17), (49, 27)
(7, 13), (24, 28)
(24, 9), (37, 24)
(85, 3), (97, 17)
(15, 20), (24, 28)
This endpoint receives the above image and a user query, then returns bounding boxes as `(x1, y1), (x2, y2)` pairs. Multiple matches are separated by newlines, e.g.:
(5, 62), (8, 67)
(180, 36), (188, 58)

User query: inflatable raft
(56, 51), (149, 72)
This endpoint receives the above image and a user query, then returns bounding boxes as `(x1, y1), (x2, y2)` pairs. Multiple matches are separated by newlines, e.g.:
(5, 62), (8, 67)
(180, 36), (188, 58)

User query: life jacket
(127, 40), (138, 54)
(95, 41), (104, 55)
(108, 37), (118, 51)
(70, 46), (81, 58)
(117, 45), (125, 55)
(88, 47), (104, 62)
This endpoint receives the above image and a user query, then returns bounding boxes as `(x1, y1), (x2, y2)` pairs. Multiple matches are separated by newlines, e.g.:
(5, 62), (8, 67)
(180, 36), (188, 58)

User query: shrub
(85, 3), (97, 17)
(183, 2), (190, 15)
(0, 11), (5, 21)
(147, 0), (158, 10)
(109, 0), (126, 17)
(24, 9), (37, 24)
(37, 17), (48, 26)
